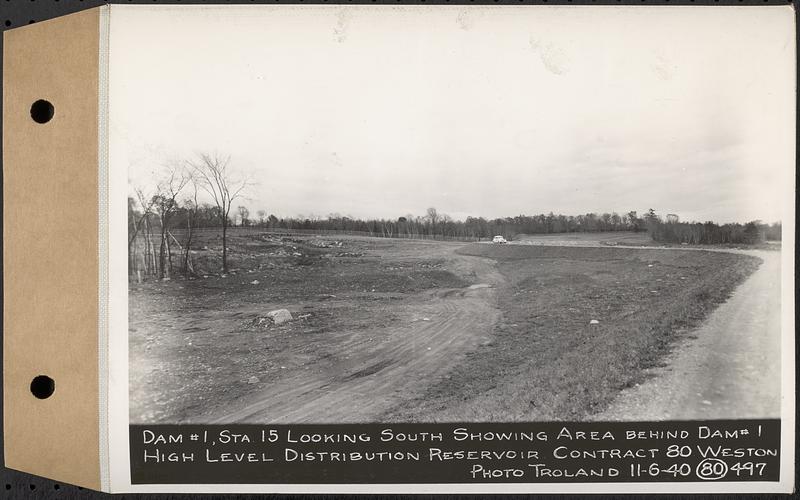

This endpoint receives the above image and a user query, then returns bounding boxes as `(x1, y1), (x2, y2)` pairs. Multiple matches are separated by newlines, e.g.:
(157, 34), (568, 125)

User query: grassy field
(514, 231), (655, 246)
(129, 231), (761, 423)
(388, 243), (761, 421)
(514, 231), (781, 250)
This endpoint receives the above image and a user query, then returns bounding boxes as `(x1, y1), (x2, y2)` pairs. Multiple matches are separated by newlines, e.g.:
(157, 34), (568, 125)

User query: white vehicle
(492, 235), (507, 244)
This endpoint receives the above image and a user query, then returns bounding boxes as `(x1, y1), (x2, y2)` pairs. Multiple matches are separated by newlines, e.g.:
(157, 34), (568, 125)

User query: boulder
(267, 309), (293, 325)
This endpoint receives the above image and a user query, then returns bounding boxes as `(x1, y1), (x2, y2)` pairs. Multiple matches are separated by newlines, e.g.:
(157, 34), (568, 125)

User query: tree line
(641, 209), (781, 245)
(129, 155), (781, 280)
(236, 208), (646, 240)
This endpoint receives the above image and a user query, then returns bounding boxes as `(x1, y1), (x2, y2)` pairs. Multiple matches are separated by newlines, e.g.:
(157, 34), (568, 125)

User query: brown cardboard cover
(3, 7), (101, 490)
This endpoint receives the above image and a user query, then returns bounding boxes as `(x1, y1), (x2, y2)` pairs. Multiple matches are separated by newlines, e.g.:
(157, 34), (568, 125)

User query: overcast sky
(110, 5), (794, 224)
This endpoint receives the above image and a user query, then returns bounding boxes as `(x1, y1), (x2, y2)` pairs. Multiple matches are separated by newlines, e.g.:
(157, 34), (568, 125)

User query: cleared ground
(129, 234), (496, 423)
(513, 231), (653, 247)
(129, 231), (764, 423)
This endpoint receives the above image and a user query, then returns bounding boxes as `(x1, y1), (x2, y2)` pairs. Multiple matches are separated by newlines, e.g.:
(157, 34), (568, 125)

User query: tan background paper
(3, 7), (100, 489)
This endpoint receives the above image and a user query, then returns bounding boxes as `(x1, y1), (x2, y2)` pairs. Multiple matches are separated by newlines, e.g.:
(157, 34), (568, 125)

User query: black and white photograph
(117, 5), (793, 429)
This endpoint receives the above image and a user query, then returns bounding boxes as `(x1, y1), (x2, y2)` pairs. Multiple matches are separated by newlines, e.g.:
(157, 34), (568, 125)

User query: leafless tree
(132, 187), (158, 278)
(153, 167), (190, 279)
(440, 213), (453, 238)
(129, 188), (156, 276)
(426, 207), (439, 227)
(189, 153), (249, 274)
(237, 206), (250, 227)
(426, 207), (440, 238)
(182, 175), (200, 277)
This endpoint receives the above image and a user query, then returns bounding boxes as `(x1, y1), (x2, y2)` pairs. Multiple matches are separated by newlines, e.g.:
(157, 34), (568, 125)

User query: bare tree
(182, 175), (200, 277)
(237, 206), (250, 227)
(440, 213), (453, 238)
(152, 167), (190, 279)
(129, 188), (156, 277)
(189, 153), (249, 274)
(132, 187), (158, 278)
(426, 207), (439, 237)
(426, 207), (439, 226)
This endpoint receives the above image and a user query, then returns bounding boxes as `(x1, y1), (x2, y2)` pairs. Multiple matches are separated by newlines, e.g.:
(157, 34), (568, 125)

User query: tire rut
(203, 254), (501, 423)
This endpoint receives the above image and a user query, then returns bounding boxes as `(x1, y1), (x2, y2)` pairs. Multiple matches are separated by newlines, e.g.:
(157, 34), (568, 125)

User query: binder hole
(30, 99), (54, 124)
(30, 375), (55, 399)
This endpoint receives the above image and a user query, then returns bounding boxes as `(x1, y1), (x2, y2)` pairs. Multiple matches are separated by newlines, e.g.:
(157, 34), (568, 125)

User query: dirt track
(205, 254), (503, 423)
(594, 250), (782, 420)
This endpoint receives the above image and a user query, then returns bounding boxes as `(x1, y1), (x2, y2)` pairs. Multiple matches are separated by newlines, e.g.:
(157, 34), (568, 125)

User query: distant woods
(200, 209), (779, 246)
(241, 210), (644, 240)
(128, 160), (781, 280)
(642, 209), (781, 245)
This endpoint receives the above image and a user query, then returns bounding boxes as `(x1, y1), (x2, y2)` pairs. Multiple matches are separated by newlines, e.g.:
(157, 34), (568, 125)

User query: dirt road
(204, 254), (503, 423)
(594, 250), (782, 420)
